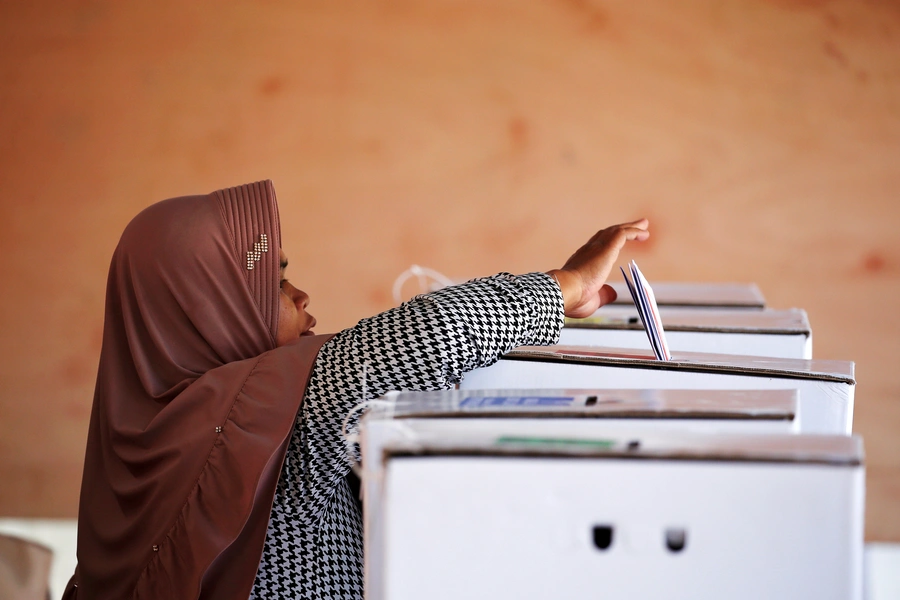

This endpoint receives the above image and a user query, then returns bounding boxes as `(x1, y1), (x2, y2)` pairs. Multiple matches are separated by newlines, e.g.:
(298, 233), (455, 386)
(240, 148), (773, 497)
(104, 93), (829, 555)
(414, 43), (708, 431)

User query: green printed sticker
(495, 436), (616, 449)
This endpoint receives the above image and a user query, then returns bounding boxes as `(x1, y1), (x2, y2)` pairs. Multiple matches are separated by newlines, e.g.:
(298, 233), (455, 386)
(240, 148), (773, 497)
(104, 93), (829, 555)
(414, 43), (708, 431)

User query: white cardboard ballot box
(561, 307), (812, 359)
(460, 346), (855, 435)
(378, 433), (865, 600)
(607, 281), (766, 309)
(361, 388), (799, 600)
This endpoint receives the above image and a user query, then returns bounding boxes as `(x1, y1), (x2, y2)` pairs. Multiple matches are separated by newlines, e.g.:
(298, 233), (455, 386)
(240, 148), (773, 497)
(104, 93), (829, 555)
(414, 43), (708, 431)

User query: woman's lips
(301, 318), (317, 336)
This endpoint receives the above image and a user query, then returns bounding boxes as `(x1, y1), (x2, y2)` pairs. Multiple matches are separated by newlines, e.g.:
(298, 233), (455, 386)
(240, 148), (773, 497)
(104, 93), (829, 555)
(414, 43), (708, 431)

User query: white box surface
(361, 388), (799, 599)
(380, 433), (864, 600)
(607, 281), (766, 309)
(460, 346), (855, 435)
(561, 307), (812, 359)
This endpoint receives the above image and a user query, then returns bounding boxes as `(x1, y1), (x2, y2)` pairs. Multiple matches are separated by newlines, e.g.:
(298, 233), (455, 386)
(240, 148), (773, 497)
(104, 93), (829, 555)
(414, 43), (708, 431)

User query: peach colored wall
(1, 1), (898, 540)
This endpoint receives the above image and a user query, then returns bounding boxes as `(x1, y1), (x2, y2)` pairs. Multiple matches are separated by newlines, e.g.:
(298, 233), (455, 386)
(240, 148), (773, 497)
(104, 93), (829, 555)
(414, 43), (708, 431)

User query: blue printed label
(460, 396), (575, 408)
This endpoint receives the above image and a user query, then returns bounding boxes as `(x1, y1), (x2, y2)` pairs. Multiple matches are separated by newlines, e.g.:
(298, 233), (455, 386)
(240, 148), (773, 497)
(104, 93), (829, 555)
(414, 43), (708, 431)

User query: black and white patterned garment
(249, 272), (564, 599)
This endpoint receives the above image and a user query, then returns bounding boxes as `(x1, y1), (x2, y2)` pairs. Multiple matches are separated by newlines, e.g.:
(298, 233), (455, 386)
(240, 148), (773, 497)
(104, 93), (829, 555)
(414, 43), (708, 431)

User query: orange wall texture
(1, 1), (899, 540)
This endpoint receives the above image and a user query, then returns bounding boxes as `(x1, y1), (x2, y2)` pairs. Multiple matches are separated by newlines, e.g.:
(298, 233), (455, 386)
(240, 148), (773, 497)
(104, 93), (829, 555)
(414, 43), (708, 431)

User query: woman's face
(275, 249), (317, 346)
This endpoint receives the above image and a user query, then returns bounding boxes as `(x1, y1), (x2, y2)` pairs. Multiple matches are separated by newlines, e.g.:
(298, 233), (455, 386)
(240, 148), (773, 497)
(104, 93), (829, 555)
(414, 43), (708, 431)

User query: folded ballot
(620, 261), (671, 360)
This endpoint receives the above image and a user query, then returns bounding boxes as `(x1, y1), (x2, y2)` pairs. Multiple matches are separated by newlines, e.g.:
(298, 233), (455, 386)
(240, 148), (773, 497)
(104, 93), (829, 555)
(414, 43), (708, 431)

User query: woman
(65, 180), (649, 599)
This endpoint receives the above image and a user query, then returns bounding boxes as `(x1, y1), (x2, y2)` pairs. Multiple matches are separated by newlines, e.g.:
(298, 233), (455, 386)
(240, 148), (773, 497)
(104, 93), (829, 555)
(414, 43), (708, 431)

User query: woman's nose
(294, 288), (310, 309)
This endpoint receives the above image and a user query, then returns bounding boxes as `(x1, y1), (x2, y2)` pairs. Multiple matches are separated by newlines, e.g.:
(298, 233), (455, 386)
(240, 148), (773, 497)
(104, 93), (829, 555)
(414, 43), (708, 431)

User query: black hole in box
(628, 317), (639, 324)
(665, 528), (687, 553)
(592, 525), (613, 550)
(585, 396), (598, 406)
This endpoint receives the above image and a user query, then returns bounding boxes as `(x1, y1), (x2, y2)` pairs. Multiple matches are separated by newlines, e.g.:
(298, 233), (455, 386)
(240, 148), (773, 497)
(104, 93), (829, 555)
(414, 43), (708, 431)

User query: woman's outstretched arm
(288, 218), (651, 521)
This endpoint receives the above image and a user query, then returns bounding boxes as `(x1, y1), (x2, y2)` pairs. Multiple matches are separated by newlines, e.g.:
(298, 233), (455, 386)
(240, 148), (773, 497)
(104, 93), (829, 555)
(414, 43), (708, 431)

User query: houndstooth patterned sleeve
(291, 271), (562, 519)
(251, 272), (563, 599)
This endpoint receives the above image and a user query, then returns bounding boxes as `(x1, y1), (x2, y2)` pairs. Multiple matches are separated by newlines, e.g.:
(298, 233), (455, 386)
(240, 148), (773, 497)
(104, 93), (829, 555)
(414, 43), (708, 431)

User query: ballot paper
(620, 261), (671, 360)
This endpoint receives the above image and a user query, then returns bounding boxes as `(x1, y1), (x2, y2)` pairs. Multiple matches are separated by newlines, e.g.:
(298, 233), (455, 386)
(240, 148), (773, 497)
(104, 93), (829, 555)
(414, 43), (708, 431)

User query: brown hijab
(65, 181), (330, 599)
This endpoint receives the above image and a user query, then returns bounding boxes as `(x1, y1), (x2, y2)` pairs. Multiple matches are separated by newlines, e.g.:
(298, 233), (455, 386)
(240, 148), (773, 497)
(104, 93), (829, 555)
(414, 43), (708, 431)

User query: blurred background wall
(0, 0), (898, 540)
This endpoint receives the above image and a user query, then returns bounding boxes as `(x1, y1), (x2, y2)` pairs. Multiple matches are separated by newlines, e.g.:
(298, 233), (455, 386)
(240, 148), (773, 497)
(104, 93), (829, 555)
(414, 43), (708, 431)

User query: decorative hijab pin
(246, 234), (269, 270)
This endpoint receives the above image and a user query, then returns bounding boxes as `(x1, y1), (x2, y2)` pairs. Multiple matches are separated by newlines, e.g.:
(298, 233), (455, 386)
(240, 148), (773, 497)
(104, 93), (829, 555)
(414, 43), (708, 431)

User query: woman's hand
(547, 218), (650, 319)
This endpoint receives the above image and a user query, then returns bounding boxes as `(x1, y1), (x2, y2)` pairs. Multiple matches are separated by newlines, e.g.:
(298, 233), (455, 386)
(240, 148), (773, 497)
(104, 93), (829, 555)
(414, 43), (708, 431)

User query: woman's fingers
(597, 283), (617, 306)
(551, 219), (650, 318)
(589, 219), (648, 238)
(625, 225), (650, 240)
